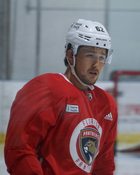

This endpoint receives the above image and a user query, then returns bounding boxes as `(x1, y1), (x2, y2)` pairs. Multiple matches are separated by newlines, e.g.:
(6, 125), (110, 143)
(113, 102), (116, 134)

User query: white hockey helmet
(65, 19), (113, 64)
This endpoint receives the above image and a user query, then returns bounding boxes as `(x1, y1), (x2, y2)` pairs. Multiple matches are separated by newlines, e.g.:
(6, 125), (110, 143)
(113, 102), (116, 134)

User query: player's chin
(85, 79), (97, 86)
(89, 77), (98, 85)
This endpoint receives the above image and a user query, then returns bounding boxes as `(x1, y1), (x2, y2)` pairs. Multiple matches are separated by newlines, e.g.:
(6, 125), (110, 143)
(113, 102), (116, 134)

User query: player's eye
(86, 54), (95, 59)
(85, 54), (106, 63)
(99, 56), (106, 62)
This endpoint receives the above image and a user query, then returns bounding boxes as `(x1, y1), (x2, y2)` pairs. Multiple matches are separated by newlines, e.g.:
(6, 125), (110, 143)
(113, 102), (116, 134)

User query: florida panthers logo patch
(80, 128), (99, 166)
(69, 118), (102, 173)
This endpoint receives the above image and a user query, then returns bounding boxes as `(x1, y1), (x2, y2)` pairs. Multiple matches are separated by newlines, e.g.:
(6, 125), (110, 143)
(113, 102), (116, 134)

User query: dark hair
(64, 43), (73, 67)
(64, 44), (83, 67)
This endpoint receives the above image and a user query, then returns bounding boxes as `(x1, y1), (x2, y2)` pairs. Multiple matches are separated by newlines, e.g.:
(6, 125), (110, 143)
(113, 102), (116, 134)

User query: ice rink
(1, 144), (140, 175)
(114, 152), (140, 175)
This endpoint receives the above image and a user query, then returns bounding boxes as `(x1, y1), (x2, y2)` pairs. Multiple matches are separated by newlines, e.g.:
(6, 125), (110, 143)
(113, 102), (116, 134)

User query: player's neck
(64, 68), (88, 91)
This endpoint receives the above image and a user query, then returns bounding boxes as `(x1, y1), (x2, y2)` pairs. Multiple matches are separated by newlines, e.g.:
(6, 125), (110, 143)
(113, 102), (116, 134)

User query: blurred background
(1, 0), (140, 80)
(0, 0), (140, 174)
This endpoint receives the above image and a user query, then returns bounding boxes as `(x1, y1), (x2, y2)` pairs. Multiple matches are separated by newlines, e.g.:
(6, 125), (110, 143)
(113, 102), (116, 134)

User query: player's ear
(67, 50), (74, 65)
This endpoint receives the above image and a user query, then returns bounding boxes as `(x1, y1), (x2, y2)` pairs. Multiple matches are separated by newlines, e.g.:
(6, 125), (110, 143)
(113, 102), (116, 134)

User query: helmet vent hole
(85, 25), (88, 28)
(96, 43), (99, 45)
(78, 34), (91, 41)
(104, 44), (106, 46)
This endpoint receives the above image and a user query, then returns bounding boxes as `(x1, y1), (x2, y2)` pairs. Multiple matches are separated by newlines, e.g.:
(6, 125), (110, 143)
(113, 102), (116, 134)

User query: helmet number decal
(95, 26), (105, 33)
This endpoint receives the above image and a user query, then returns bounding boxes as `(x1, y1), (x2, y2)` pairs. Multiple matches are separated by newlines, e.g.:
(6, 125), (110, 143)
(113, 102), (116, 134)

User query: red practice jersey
(4, 73), (118, 175)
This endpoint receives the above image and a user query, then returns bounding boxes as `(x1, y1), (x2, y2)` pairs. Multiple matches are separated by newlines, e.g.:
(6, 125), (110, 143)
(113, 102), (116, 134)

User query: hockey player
(4, 19), (118, 175)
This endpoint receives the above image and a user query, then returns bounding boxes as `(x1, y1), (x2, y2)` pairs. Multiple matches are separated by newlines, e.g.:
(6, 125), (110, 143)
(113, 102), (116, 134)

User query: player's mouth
(89, 69), (98, 76)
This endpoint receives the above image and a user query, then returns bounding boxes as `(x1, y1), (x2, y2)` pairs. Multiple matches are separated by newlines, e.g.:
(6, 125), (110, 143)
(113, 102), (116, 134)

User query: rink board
(96, 81), (140, 151)
(116, 82), (140, 151)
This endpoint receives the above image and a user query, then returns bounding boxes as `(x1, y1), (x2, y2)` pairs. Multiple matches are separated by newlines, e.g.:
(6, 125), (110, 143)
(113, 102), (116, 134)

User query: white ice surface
(0, 156), (8, 175)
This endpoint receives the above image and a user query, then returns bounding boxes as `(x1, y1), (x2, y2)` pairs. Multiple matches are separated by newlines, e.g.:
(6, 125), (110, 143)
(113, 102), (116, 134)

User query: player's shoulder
(93, 85), (117, 107)
(27, 73), (63, 85)
(20, 73), (64, 92)
(34, 73), (62, 82)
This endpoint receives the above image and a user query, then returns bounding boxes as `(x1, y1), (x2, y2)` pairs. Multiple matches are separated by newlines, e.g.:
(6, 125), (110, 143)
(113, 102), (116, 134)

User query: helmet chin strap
(66, 56), (94, 90)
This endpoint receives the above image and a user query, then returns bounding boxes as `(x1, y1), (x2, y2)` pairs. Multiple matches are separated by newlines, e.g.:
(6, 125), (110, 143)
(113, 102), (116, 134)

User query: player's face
(75, 46), (106, 85)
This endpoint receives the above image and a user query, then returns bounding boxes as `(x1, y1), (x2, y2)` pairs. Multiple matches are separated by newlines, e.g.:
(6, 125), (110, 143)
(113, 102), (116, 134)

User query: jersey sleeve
(92, 106), (118, 175)
(4, 79), (56, 175)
